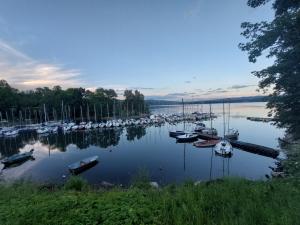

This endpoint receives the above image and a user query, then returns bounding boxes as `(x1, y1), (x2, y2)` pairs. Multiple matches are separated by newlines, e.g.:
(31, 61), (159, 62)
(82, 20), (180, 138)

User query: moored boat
(1, 149), (34, 166)
(176, 133), (199, 143)
(169, 130), (185, 138)
(214, 140), (233, 156)
(68, 156), (98, 174)
(193, 139), (220, 148)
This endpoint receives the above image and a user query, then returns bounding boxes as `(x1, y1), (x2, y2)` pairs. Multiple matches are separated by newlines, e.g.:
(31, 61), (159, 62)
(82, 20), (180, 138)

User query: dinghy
(193, 139), (220, 148)
(214, 140), (233, 156)
(176, 133), (199, 143)
(1, 149), (34, 166)
(68, 156), (98, 174)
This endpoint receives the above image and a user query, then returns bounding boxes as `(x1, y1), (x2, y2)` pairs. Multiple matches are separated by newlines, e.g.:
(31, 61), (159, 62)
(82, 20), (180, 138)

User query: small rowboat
(68, 156), (98, 174)
(1, 149), (34, 166)
(193, 140), (220, 148)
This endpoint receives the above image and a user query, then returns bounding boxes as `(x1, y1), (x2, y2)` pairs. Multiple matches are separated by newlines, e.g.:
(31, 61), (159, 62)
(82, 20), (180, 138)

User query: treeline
(0, 80), (148, 124)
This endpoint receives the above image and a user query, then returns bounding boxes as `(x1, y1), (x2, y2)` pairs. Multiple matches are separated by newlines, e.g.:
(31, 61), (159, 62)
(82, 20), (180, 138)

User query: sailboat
(169, 99), (188, 138)
(224, 102), (239, 140)
(214, 101), (233, 156)
(194, 103), (220, 148)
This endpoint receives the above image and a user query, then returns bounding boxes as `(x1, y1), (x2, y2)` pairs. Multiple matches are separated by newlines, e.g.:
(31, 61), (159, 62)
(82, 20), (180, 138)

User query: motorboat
(169, 130), (185, 138)
(176, 133), (199, 143)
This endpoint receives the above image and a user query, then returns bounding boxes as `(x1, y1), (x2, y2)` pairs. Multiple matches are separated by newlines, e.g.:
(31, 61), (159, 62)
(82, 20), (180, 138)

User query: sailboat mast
(210, 103), (213, 138)
(43, 104), (47, 123)
(228, 102), (230, 133)
(182, 98), (185, 130)
(223, 100), (225, 138)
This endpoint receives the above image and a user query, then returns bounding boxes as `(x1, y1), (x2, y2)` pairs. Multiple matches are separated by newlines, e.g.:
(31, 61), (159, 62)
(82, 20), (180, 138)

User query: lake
(0, 102), (285, 185)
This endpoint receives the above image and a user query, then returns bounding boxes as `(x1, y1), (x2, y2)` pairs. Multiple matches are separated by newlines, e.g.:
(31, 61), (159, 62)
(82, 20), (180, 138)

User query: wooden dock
(229, 140), (279, 159)
(197, 133), (279, 158)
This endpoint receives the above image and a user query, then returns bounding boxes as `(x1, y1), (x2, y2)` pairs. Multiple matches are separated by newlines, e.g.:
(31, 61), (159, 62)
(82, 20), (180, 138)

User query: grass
(0, 178), (300, 225)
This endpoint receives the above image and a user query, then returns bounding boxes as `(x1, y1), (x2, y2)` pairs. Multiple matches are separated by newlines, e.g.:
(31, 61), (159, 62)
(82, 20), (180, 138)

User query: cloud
(228, 84), (256, 89)
(0, 39), (82, 89)
(130, 87), (155, 90)
(185, 81), (191, 84)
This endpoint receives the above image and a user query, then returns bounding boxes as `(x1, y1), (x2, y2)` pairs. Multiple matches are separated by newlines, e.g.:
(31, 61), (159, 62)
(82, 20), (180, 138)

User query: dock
(229, 140), (279, 159)
(197, 133), (279, 158)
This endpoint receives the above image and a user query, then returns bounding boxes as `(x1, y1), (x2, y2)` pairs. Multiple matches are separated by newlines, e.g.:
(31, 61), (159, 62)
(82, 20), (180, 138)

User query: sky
(0, 0), (274, 100)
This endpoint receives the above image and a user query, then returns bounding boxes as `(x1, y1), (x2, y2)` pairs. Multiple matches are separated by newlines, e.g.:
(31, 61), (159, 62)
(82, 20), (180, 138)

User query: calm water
(0, 102), (285, 185)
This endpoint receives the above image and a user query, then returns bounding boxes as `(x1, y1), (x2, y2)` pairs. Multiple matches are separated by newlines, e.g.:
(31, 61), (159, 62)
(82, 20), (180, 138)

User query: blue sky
(0, 0), (274, 100)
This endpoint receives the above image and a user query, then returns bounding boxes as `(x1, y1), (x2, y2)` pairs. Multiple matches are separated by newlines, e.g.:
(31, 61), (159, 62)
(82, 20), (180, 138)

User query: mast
(182, 98), (185, 131)
(44, 104), (47, 123)
(80, 106), (83, 122)
(61, 100), (64, 122)
(210, 103), (213, 139)
(223, 100), (226, 138)
(228, 102), (231, 133)
(94, 104), (97, 122)
(107, 102), (109, 118)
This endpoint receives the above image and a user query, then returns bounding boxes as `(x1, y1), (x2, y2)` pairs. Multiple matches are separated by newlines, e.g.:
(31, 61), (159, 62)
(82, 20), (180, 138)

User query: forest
(0, 80), (148, 124)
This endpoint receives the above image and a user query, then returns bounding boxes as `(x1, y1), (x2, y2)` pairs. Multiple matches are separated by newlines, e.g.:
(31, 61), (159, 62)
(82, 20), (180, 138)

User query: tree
(239, 0), (300, 138)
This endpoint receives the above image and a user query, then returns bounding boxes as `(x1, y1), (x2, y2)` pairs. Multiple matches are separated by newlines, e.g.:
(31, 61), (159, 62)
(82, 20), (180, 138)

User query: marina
(0, 102), (285, 185)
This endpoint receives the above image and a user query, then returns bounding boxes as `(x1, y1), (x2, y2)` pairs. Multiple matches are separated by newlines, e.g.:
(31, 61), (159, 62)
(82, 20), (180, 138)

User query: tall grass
(0, 178), (299, 225)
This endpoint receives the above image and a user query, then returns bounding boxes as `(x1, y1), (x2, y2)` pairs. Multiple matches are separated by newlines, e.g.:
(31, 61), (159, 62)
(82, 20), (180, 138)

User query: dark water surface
(0, 102), (285, 185)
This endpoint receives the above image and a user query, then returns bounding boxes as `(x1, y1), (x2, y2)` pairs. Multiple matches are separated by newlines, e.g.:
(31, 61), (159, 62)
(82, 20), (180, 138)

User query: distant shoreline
(146, 96), (269, 106)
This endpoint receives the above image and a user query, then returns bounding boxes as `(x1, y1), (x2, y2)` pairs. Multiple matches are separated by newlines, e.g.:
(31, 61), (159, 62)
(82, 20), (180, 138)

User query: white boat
(4, 129), (19, 137)
(78, 122), (86, 130)
(214, 140), (233, 156)
(72, 125), (79, 130)
(36, 127), (49, 134)
(225, 128), (239, 140)
(201, 128), (218, 136)
(176, 133), (199, 142)
(51, 126), (58, 133)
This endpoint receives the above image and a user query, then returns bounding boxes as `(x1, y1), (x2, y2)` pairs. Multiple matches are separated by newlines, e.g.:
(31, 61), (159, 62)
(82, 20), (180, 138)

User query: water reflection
(0, 126), (147, 157)
(0, 103), (285, 185)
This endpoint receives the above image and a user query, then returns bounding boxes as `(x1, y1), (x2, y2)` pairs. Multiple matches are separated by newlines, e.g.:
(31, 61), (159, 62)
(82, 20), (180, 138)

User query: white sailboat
(214, 101), (233, 156)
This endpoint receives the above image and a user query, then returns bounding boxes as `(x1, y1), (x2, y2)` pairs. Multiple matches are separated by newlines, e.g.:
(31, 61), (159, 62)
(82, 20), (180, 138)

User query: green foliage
(0, 179), (299, 225)
(64, 176), (88, 191)
(0, 80), (148, 123)
(239, 0), (300, 138)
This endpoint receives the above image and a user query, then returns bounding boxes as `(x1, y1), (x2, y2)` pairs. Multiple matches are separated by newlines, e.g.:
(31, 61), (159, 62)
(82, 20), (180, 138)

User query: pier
(197, 133), (279, 158)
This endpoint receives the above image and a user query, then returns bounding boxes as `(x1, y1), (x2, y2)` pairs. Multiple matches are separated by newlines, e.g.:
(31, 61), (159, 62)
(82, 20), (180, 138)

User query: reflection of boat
(68, 156), (98, 174)
(169, 130), (185, 138)
(1, 149), (34, 166)
(176, 133), (198, 143)
(214, 140), (233, 156)
(194, 139), (220, 148)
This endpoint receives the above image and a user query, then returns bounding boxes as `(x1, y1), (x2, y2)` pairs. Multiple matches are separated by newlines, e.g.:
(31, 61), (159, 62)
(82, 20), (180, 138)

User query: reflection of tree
(0, 132), (37, 157)
(43, 129), (123, 151)
(0, 129), (124, 155)
(126, 126), (146, 141)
